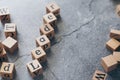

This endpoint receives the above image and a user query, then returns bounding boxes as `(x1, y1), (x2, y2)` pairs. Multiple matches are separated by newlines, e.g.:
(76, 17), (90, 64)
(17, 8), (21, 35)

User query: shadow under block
(101, 55), (117, 72)
(4, 23), (17, 39)
(0, 48), (8, 62)
(106, 38), (120, 51)
(113, 51), (120, 63)
(92, 70), (107, 80)
(31, 47), (47, 63)
(0, 62), (15, 79)
(110, 29), (120, 39)
(40, 23), (55, 39)
(36, 35), (50, 50)
(0, 7), (10, 24)
(116, 5), (120, 17)
(26, 60), (43, 78)
(46, 2), (60, 16)
(2, 37), (18, 53)
(43, 13), (57, 27)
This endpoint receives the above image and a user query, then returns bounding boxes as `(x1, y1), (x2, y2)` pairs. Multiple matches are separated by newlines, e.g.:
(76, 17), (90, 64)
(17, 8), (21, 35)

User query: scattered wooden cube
(43, 13), (57, 27)
(0, 62), (15, 79)
(40, 23), (55, 39)
(113, 51), (120, 63)
(110, 29), (120, 39)
(2, 37), (18, 53)
(0, 48), (8, 62)
(46, 2), (60, 16)
(0, 40), (4, 54)
(101, 55), (117, 72)
(116, 5), (120, 17)
(31, 47), (47, 63)
(106, 38), (120, 51)
(36, 35), (50, 50)
(92, 70), (107, 80)
(26, 60), (43, 78)
(4, 23), (17, 39)
(0, 7), (10, 24)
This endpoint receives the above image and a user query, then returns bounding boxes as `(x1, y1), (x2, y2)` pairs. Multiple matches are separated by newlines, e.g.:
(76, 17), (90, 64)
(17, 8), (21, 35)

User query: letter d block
(92, 70), (107, 80)
(36, 35), (50, 50)
(26, 60), (43, 78)
(0, 62), (15, 79)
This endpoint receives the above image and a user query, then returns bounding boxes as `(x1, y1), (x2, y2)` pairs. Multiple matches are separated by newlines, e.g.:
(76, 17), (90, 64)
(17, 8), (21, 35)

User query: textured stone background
(0, 0), (120, 80)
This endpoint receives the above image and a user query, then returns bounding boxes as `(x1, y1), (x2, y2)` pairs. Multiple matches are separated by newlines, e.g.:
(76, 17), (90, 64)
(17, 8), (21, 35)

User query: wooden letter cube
(43, 13), (57, 27)
(110, 29), (120, 39)
(31, 47), (47, 63)
(0, 62), (15, 79)
(36, 35), (50, 50)
(106, 38), (120, 51)
(113, 51), (120, 63)
(101, 55), (117, 72)
(2, 37), (18, 53)
(4, 23), (17, 39)
(46, 2), (60, 16)
(0, 40), (4, 54)
(26, 60), (43, 78)
(92, 70), (107, 80)
(116, 5), (120, 17)
(0, 48), (8, 62)
(40, 23), (55, 39)
(0, 7), (10, 24)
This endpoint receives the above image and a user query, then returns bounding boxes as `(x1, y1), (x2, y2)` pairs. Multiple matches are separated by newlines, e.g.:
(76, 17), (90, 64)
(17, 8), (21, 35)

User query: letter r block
(26, 60), (43, 78)
(0, 62), (15, 79)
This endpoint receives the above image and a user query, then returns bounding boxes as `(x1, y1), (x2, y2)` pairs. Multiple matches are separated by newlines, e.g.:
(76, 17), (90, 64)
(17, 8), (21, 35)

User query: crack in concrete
(61, 0), (95, 38)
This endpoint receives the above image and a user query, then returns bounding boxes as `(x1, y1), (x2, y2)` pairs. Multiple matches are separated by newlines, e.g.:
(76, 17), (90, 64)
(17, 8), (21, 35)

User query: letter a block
(0, 7), (10, 24)
(43, 13), (57, 27)
(4, 23), (17, 39)
(92, 70), (107, 80)
(36, 35), (50, 50)
(0, 62), (15, 79)
(40, 23), (55, 39)
(46, 2), (60, 16)
(26, 60), (43, 78)
(31, 47), (47, 63)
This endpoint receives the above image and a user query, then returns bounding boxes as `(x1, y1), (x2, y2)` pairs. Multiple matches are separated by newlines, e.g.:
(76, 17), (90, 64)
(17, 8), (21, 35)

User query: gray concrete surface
(0, 0), (120, 80)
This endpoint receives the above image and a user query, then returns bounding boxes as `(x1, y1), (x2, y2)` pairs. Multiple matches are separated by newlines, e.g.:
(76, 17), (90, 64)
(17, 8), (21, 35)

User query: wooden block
(0, 7), (10, 24)
(46, 2), (60, 16)
(116, 5), (120, 17)
(0, 62), (15, 79)
(4, 23), (17, 39)
(0, 48), (8, 62)
(2, 37), (18, 53)
(110, 29), (120, 39)
(0, 40), (4, 54)
(43, 13), (57, 27)
(92, 70), (107, 80)
(40, 23), (55, 39)
(101, 55), (117, 72)
(36, 35), (50, 50)
(106, 38), (120, 51)
(113, 51), (120, 63)
(26, 60), (43, 78)
(31, 47), (47, 63)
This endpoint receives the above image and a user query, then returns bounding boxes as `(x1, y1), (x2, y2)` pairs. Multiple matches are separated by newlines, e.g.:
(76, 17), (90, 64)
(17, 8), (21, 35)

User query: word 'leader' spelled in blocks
(46, 2), (60, 16)
(106, 38), (120, 51)
(4, 23), (17, 39)
(101, 55), (117, 72)
(0, 7), (10, 24)
(0, 62), (15, 80)
(116, 5), (120, 17)
(31, 47), (47, 63)
(40, 23), (55, 39)
(43, 13), (57, 27)
(92, 70), (107, 80)
(110, 29), (120, 39)
(26, 60), (43, 78)
(2, 37), (18, 53)
(36, 35), (50, 50)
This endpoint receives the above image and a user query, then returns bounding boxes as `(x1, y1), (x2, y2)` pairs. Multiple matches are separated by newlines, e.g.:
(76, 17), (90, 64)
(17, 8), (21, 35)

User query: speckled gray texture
(0, 0), (120, 80)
